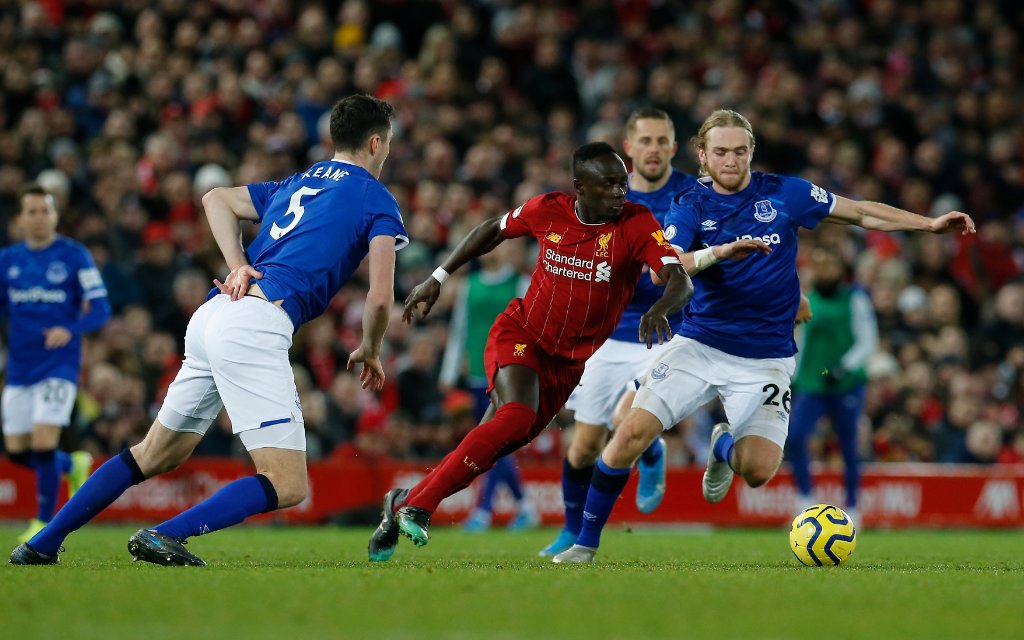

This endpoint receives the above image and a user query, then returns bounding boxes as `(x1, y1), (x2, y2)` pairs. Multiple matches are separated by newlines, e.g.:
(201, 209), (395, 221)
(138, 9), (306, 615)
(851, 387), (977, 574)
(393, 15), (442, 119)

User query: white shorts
(565, 338), (666, 429)
(157, 294), (306, 452)
(633, 335), (796, 448)
(1, 379), (78, 435)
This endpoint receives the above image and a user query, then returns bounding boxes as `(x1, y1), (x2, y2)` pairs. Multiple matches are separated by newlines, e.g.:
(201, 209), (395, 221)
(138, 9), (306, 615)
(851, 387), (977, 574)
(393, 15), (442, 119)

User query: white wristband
(431, 267), (449, 284)
(693, 246), (720, 271)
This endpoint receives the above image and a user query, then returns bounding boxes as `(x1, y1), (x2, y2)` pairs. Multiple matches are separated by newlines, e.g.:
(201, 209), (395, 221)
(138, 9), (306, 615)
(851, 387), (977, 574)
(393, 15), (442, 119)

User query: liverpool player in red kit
(368, 142), (694, 561)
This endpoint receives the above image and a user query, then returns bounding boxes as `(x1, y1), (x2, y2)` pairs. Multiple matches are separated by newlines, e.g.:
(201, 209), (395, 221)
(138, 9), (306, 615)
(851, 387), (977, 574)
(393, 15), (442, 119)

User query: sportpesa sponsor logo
(543, 249), (611, 282)
(736, 233), (783, 246)
(8, 287), (68, 303)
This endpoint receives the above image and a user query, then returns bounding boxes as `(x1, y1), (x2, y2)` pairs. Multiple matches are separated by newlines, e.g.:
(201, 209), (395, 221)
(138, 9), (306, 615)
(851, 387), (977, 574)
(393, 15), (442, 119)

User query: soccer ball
(789, 504), (857, 567)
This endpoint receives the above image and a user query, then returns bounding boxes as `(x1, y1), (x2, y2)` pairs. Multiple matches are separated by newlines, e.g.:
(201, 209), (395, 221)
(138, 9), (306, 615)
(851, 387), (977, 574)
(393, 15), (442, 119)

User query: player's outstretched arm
(348, 235), (396, 391)
(653, 238), (772, 282)
(203, 186), (263, 300)
(403, 216), (506, 324)
(639, 264), (693, 348)
(826, 196), (977, 235)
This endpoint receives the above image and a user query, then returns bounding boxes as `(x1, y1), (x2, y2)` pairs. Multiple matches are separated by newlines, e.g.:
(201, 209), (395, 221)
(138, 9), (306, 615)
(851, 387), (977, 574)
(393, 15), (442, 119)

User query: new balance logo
(546, 232), (562, 243)
(650, 229), (670, 247)
(595, 261), (611, 283)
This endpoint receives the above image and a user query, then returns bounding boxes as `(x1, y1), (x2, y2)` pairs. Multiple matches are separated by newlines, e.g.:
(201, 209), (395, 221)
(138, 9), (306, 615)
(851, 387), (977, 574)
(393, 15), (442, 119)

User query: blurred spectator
(1, 1), (1020, 464)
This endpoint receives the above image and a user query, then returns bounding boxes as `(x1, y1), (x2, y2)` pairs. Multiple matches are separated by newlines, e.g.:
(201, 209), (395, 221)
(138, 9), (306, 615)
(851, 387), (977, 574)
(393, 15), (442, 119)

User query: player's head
(17, 184), (59, 243)
(572, 142), (628, 222)
(693, 109), (755, 193)
(329, 94), (396, 178)
(623, 107), (677, 184)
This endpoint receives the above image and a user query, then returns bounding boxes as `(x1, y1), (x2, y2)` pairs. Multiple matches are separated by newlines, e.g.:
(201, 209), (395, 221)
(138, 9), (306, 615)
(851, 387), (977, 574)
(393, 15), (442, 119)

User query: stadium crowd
(0, 0), (1021, 468)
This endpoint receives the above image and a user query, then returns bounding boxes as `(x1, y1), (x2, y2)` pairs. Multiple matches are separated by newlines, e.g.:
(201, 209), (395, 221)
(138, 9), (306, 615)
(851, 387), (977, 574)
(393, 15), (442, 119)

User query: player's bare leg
(704, 429), (782, 503)
(600, 408), (663, 468)
(615, 390), (666, 513)
(732, 435), (783, 488)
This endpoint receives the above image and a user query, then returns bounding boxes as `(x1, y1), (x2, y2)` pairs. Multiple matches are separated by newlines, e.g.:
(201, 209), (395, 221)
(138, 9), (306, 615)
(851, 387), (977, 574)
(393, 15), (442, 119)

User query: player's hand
(214, 264), (263, 301)
(403, 278), (441, 324)
(43, 326), (72, 349)
(347, 347), (385, 391)
(639, 307), (672, 349)
(795, 294), (813, 325)
(929, 211), (976, 235)
(715, 238), (772, 261)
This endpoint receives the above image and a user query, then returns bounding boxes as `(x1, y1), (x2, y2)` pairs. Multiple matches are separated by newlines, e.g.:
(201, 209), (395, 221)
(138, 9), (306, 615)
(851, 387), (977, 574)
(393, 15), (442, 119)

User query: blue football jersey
(236, 160), (408, 329)
(608, 169), (697, 342)
(0, 236), (109, 384)
(664, 171), (835, 358)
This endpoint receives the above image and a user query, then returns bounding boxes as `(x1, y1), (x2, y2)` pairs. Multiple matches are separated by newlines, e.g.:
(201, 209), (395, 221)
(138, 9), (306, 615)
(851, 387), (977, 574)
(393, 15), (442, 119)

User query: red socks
(405, 402), (537, 513)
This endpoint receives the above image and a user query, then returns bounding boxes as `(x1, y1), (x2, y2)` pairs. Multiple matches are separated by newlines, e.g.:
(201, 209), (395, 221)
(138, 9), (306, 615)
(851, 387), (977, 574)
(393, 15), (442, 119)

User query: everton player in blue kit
(11, 94), (407, 566)
(540, 108), (695, 557)
(554, 109), (976, 563)
(1, 185), (109, 544)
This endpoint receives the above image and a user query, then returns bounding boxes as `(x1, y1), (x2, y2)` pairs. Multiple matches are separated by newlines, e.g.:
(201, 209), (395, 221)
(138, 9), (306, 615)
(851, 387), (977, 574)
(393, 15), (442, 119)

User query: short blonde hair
(691, 109), (756, 176)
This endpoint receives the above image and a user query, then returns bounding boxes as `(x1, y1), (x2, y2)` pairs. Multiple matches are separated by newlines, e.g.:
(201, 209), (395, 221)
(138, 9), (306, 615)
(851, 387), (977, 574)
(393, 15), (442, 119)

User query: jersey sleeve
(364, 183), (409, 250)
(76, 247), (108, 301)
(631, 207), (682, 273)
(498, 194), (548, 239)
(663, 192), (701, 252)
(781, 176), (836, 229)
(246, 179), (285, 222)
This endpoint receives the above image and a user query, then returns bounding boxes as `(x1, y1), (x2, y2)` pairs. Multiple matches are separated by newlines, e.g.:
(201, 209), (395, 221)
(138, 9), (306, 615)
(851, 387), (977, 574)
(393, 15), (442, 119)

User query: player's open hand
(214, 264), (263, 301)
(347, 347), (385, 391)
(639, 308), (672, 349)
(716, 238), (772, 261)
(929, 211), (976, 235)
(43, 326), (72, 349)
(403, 278), (441, 324)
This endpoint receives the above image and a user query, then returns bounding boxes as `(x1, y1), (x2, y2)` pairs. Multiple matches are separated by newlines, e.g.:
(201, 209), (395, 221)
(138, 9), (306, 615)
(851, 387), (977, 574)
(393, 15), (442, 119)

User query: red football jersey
(498, 192), (680, 360)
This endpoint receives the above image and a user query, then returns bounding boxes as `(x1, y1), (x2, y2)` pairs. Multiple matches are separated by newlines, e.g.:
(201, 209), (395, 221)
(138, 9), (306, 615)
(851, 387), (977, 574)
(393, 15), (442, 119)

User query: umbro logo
(701, 219), (717, 231)
(546, 232), (562, 243)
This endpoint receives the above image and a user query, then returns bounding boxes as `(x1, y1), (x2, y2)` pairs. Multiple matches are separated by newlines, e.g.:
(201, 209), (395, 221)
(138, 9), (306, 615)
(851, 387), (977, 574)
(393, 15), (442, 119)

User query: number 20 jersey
(241, 160), (408, 329)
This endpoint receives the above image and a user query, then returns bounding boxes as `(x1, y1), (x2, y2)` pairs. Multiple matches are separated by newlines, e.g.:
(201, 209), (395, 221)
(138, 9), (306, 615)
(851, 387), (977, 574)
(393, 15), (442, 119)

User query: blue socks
(153, 475), (278, 540)
(30, 449), (146, 556)
(562, 458), (595, 536)
(713, 431), (735, 470)
(477, 455), (524, 512)
(10, 446), (70, 522)
(10, 450), (75, 522)
(8, 450), (71, 473)
(576, 458), (630, 549)
(640, 437), (664, 466)
(34, 449), (59, 522)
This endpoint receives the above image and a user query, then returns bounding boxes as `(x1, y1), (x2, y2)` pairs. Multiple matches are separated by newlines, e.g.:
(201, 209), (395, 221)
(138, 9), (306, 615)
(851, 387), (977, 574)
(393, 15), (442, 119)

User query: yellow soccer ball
(789, 504), (857, 567)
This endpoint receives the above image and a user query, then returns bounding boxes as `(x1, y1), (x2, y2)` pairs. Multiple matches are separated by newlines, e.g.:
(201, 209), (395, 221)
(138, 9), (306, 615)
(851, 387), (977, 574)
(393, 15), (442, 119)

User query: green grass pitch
(2, 524), (1022, 640)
